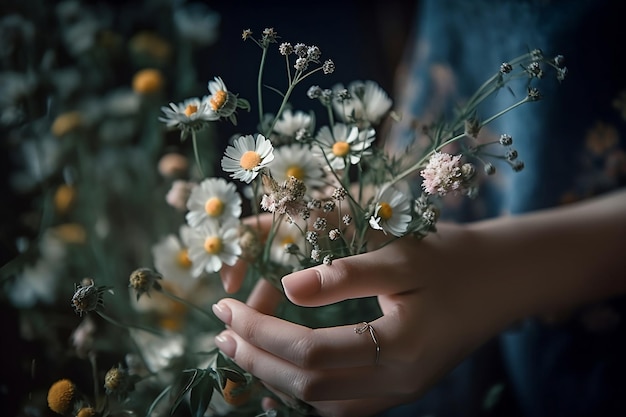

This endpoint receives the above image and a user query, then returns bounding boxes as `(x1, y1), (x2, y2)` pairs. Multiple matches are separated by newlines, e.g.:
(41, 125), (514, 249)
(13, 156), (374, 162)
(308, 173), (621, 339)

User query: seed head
(104, 365), (134, 399)
(129, 267), (162, 301)
(71, 279), (109, 316)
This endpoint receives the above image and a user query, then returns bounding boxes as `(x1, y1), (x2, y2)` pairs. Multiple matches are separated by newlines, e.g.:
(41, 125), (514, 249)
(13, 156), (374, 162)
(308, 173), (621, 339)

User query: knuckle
(292, 371), (324, 402)
(290, 332), (323, 368)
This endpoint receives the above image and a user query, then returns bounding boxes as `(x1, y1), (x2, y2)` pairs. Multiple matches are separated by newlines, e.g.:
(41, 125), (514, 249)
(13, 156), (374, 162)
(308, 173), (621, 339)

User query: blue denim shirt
(383, 1), (626, 416)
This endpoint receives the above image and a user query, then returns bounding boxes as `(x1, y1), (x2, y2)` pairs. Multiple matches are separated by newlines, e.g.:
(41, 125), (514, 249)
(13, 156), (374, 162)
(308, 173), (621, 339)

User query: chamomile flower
(152, 225), (195, 286)
(187, 221), (241, 276)
(186, 177), (242, 227)
(206, 76), (242, 124)
(270, 219), (307, 268)
(221, 133), (274, 183)
(269, 144), (325, 189)
(272, 108), (313, 139)
(368, 186), (412, 237)
(159, 96), (215, 139)
(313, 123), (375, 170)
(333, 80), (392, 126)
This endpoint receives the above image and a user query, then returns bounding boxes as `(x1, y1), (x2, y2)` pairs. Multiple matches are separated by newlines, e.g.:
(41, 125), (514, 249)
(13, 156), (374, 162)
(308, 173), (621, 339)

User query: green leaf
(169, 369), (207, 415)
(189, 372), (213, 417)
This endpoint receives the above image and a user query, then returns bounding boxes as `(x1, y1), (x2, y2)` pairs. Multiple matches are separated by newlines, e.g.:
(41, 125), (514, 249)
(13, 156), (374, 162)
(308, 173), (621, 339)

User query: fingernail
(282, 269), (321, 298)
(215, 332), (236, 358)
(212, 302), (232, 325)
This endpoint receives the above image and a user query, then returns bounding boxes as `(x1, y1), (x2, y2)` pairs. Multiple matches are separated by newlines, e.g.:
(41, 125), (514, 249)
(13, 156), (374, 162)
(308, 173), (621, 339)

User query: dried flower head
(104, 365), (134, 399)
(241, 28), (253, 40)
(129, 267), (162, 300)
(47, 379), (77, 415)
(260, 174), (308, 220)
(71, 279), (110, 316)
(464, 118), (481, 139)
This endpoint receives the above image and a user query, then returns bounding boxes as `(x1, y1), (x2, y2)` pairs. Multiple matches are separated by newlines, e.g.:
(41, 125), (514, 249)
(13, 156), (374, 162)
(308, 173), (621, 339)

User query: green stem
(192, 130), (206, 178)
(96, 310), (163, 336)
(257, 47), (269, 123)
(158, 287), (223, 327)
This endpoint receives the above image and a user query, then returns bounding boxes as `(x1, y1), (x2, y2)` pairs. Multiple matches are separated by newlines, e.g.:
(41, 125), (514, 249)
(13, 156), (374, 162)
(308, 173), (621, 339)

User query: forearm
(468, 188), (626, 322)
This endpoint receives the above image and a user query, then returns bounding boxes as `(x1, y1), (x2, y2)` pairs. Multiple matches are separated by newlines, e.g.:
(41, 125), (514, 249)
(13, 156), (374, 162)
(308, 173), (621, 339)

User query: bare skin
(214, 188), (626, 417)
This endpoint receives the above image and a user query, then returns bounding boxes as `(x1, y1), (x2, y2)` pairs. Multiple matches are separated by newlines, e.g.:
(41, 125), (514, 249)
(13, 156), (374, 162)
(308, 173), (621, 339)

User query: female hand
(214, 223), (517, 416)
(215, 190), (626, 416)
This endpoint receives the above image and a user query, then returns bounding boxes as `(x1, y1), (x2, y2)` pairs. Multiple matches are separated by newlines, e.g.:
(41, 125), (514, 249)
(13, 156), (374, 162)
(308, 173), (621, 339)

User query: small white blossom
(313, 123), (375, 170)
(159, 96), (215, 139)
(332, 80), (392, 126)
(186, 177), (242, 227)
(368, 186), (412, 237)
(151, 225), (195, 288)
(269, 143), (324, 189)
(187, 221), (241, 276)
(221, 134), (275, 183)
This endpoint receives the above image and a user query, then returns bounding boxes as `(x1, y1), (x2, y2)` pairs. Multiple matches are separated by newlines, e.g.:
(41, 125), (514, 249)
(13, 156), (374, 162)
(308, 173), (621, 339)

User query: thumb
(281, 245), (415, 307)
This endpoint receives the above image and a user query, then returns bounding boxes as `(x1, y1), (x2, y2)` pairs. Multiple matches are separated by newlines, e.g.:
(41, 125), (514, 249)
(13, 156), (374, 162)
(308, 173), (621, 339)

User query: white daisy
(221, 133), (275, 183)
(269, 144), (325, 190)
(368, 186), (412, 237)
(272, 108), (313, 138)
(187, 220), (241, 276)
(186, 177), (242, 227)
(206, 76), (239, 122)
(333, 80), (392, 126)
(270, 219), (307, 268)
(159, 96), (216, 139)
(313, 123), (375, 170)
(151, 225), (196, 288)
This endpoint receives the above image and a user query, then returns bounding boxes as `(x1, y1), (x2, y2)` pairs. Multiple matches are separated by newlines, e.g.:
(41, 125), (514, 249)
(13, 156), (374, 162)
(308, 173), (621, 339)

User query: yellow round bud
(47, 379), (76, 415)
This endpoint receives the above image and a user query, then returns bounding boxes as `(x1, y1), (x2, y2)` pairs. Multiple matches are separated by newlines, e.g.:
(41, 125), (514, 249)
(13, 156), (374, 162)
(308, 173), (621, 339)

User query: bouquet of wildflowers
(3, 5), (566, 415)
(123, 27), (565, 416)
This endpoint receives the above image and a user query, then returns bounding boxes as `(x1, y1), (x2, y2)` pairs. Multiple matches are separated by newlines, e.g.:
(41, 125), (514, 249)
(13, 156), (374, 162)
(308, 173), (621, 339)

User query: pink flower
(420, 152), (465, 196)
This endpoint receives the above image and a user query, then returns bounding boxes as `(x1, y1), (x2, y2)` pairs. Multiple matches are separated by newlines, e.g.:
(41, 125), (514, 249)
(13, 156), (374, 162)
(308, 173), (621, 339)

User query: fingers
(219, 213), (273, 293)
(219, 259), (248, 293)
(282, 239), (419, 307)
(213, 298), (397, 370)
(246, 278), (283, 315)
(216, 327), (400, 402)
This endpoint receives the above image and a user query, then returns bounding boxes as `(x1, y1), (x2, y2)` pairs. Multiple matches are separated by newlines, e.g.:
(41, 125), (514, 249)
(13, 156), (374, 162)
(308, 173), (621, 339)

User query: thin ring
(354, 321), (380, 365)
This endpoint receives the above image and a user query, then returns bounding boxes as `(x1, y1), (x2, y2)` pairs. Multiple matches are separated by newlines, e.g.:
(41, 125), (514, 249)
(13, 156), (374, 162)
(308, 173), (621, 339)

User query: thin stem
(96, 310), (163, 336)
(257, 47), (269, 123)
(191, 130), (206, 178)
(158, 287), (223, 328)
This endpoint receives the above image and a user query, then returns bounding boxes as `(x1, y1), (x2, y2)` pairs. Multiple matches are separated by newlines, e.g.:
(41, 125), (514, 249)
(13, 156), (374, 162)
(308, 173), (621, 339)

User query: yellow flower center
(184, 104), (198, 117)
(204, 236), (223, 254)
(285, 165), (305, 180)
(176, 249), (192, 269)
(332, 141), (350, 157)
(281, 236), (295, 247)
(204, 197), (224, 217)
(240, 151), (261, 170)
(378, 202), (393, 220)
(210, 90), (227, 111)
